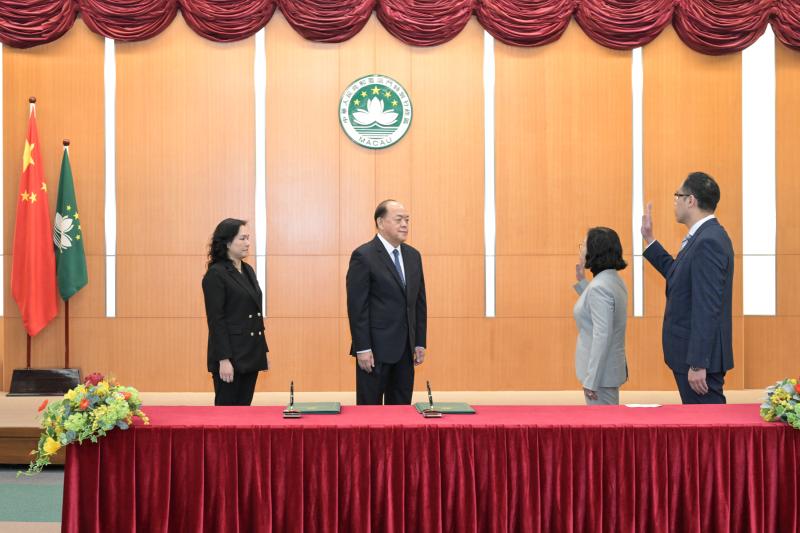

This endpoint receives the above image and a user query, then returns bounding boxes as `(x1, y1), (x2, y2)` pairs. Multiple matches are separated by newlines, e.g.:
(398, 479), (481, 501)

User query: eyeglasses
(674, 192), (692, 199)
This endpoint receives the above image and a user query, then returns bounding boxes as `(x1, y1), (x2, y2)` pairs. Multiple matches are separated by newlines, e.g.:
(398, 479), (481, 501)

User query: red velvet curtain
(2, 1), (800, 53)
(180, 0), (275, 42)
(0, 0), (76, 48)
(674, 0), (775, 55)
(476, 0), (575, 47)
(278, 0), (374, 43)
(377, 0), (473, 46)
(62, 405), (800, 533)
(774, 0), (800, 49)
(575, 0), (674, 50)
(78, 0), (177, 42)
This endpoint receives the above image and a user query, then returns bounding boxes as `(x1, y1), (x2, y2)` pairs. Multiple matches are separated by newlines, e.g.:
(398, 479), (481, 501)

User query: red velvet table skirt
(62, 404), (800, 532)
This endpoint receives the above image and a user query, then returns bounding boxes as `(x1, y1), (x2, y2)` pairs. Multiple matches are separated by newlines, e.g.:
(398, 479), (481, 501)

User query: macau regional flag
(53, 146), (88, 301)
(11, 106), (58, 336)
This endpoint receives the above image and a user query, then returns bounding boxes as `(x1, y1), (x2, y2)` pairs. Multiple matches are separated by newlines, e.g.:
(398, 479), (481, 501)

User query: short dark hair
(374, 199), (397, 228)
(682, 171), (720, 212)
(584, 227), (627, 276)
(207, 218), (246, 268)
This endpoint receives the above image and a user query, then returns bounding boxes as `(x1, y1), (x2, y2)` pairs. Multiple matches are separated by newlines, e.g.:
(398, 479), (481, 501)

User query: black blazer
(202, 261), (268, 374)
(346, 236), (427, 364)
(644, 218), (734, 374)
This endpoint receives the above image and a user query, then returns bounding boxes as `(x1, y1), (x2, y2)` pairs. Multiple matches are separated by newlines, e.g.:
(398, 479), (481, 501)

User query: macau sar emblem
(339, 74), (412, 150)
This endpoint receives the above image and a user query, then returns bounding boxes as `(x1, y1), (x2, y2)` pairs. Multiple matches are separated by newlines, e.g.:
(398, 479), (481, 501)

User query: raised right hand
(641, 202), (654, 244)
(575, 262), (586, 283)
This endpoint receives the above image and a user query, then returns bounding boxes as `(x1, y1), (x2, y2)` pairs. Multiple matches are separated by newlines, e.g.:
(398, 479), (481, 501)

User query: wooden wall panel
(2, 21), (105, 390)
(740, 40), (800, 389)
(339, 20), (378, 256)
(0, 318), (4, 387)
(776, 254), (800, 316)
(641, 26), (744, 390)
(266, 13), (339, 256)
(5, 317), (214, 390)
(3, 20), (105, 256)
(497, 255), (635, 318)
(493, 318), (579, 389)
(417, 318), (495, 390)
(260, 318), (340, 391)
(117, 19), (255, 256)
(374, 19), (413, 236)
(491, 22), (633, 389)
(497, 256), (587, 318)
(743, 318), (800, 388)
(776, 41), (800, 255)
(266, 256), (339, 318)
(337, 318), (357, 390)
(116, 256), (205, 317)
(624, 317), (677, 390)
(2, 255), (106, 318)
(409, 19), (484, 257)
(423, 256), (484, 318)
(95, 16), (256, 392)
(5, 18), (799, 392)
(495, 21), (632, 327)
(116, 17), (255, 257)
(495, 22), (632, 257)
(642, 25), (742, 307)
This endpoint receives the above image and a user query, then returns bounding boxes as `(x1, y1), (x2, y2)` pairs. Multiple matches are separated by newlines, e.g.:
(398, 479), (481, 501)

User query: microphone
(422, 380), (442, 418)
(283, 380), (301, 418)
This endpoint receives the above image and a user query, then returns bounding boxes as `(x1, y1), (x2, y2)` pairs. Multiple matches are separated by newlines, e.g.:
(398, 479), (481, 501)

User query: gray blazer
(572, 269), (628, 391)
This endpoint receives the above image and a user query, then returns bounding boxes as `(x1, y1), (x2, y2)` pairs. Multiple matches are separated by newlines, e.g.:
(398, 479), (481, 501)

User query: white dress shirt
(377, 233), (405, 281)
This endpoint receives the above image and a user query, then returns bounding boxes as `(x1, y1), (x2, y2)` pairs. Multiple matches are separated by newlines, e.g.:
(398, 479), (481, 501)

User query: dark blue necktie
(681, 233), (692, 250)
(392, 249), (405, 286)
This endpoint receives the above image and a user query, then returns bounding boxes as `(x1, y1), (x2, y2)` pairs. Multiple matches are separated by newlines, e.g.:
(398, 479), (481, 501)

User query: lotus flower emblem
(352, 97), (399, 127)
(53, 212), (74, 251)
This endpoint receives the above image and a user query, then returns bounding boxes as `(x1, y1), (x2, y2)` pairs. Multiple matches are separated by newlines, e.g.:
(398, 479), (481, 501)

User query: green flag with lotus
(53, 147), (87, 300)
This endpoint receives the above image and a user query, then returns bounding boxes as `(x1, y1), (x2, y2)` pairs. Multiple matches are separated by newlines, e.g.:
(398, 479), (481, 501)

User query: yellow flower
(64, 389), (77, 401)
(95, 382), (110, 396)
(43, 437), (61, 455)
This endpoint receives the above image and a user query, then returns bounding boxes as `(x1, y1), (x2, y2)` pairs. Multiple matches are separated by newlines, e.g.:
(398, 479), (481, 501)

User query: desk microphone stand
(422, 380), (442, 418)
(283, 381), (302, 418)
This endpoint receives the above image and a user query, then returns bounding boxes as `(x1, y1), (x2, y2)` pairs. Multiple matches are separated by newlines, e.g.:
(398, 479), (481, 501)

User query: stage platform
(0, 389), (765, 465)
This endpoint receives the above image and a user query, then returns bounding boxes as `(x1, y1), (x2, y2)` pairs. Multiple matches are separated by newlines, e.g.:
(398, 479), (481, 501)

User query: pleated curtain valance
(0, 0), (798, 54)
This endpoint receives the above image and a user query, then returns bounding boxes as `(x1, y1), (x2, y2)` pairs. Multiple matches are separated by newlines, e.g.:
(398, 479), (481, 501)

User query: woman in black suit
(202, 218), (268, 406)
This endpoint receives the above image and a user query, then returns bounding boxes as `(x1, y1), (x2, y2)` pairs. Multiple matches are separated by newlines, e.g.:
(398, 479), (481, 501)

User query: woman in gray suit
(573, 227), (628, 405)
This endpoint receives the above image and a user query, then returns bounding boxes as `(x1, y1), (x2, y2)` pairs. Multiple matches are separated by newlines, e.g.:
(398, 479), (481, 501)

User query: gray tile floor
(0, 465), (62, 528)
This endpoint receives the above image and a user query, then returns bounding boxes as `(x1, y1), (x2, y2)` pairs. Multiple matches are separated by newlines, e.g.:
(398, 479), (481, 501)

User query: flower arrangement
(760, 377), (800, 430)
(23, 372), (149, 475)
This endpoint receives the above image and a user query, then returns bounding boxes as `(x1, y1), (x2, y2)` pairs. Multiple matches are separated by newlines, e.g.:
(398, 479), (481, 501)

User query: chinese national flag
(11, 106), (57, 336)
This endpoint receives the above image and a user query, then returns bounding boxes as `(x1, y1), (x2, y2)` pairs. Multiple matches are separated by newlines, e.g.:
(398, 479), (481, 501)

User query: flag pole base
(7, 368), (81, 396)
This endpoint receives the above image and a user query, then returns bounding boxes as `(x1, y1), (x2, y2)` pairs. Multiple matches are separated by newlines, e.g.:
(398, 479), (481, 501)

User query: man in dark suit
(346, 200), (427, 405)
(641, 172), (734, 404)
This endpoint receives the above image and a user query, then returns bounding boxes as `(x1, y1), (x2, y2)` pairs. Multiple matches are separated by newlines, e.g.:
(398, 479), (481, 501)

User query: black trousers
(356, 348), (415, 405)
(213, 371), (259, 406)
(673, 371), (727, 404)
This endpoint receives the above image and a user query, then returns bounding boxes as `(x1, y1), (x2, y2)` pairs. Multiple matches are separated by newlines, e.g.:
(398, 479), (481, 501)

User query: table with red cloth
(62, 404), (799, 532)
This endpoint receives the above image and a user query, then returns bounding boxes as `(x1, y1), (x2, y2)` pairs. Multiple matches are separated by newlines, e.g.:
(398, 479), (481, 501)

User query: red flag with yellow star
(11, 105), (57, 336)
